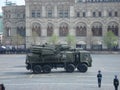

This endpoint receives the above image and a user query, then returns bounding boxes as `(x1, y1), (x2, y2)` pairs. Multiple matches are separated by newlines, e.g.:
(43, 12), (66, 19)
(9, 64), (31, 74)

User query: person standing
(113, 75), (119, 90)
(97, 70), (102, 88)
(0, 84), (5, 90)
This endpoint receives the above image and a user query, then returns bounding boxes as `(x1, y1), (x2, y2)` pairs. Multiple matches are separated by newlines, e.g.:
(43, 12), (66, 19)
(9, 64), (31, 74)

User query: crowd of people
(0, 45), (30, 54)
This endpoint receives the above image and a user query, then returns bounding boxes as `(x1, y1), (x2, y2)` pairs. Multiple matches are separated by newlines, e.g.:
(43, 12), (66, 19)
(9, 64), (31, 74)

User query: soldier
(97, 70), (102, 88)
(0, 84), (5, 90)
(113, 75), (119, 90)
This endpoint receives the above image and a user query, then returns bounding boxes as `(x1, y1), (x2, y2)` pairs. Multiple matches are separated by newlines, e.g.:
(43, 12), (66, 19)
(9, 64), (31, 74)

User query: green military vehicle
(25, 44), (92, 74)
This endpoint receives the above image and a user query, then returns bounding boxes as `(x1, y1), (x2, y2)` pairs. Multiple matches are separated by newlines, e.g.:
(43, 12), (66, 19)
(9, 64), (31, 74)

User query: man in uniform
(0, 84), (5, 90)
(97, 70), (102, 88)
(113, 75), (119, 90)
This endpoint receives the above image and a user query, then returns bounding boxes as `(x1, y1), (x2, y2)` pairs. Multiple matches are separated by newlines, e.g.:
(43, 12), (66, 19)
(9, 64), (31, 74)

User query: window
(59, 23), (69, 36)
(32, 10), (41, 18)
(37, 11), (41, 18)
(93, 12), (96, 17)
(23, 14), (25, 18)
(47, 26), (53, 36)
(92, 22), (102, 36)
(91, 45), (102, 50)
(32, 23), (41, 36)
(78, 0), (82, 2)
(107, 25), (118, 36)
(115, 11), (118, 17)
(59, 10), (69, 18)
(48, 10), (52, 18)
(32, 10), (35, 18)
(77, 12), (80, 17)
(92, 26), (102, 36)
(6, 27), (11, 37)
(98, 12), (102, 17)
(83, 12), (86, 17)
(109, 12), (112, 17)
(76, 26), (87, 36)
(59, 10), (63, 18)
(64, 10), (69, 18)
(17, 14), (20, 18)
(17, 27), (26, 37)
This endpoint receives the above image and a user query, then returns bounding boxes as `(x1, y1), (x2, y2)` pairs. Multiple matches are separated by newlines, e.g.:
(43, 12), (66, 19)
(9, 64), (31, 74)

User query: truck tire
(65, 64), (75, 73)
(77, 64), (88, 73)
(33, 65), (42, 74)
(42, 65), (51, 73)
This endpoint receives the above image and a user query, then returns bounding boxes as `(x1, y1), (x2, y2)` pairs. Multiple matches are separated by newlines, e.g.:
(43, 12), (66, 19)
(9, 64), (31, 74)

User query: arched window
(17, 26), (25, 37)
(32, 23), (41, 37)
(59, 23), (69, 36)
(107, 22), (119, 36)
(47, 23), (54, 36)
(76, 23), (87, 36)
(91, 22), (102, 36)
(6, 27), (11, 37)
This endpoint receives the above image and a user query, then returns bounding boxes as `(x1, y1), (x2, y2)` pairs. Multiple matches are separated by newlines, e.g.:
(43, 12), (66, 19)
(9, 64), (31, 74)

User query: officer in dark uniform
(97, 70), (102, 88)
(113, 75), (119, 90)
(0, 84), (5, 90)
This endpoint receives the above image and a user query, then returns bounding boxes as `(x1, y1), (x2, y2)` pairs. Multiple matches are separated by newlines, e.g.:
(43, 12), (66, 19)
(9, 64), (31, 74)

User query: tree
(48, 34), (59, 45)
(103, 31), (118, 50)
(66, 34), (76, 47)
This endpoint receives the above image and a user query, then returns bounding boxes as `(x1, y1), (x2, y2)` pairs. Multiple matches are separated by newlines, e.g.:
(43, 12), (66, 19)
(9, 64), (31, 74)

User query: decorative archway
(59, 23), (69, 36)
(75, 22), (87, 36)
(32, 22), (41, 37)
(107, 22), (119, 36)
(47, 23), (54, 36)
(91, 22), (102, 36)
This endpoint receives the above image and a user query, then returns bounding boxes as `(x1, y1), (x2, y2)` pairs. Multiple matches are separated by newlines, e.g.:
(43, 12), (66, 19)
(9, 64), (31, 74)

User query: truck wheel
(77, 64), (88, 73)
(42, 65), (51, 73)
(66, 64), (75, 73)
(33, 65), (42, 74)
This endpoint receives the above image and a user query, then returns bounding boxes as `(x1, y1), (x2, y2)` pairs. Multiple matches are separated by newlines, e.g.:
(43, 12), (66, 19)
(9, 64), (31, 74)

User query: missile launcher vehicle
(25, 44), (92, 74)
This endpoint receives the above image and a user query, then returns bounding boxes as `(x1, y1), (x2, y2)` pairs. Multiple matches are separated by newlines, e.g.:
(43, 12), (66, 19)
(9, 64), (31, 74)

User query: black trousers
(114, 86), (118, 90)
(98, 79), (101, 88)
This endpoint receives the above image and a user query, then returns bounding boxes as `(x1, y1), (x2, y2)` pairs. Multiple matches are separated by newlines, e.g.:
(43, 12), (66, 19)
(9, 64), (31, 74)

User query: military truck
(25, 44), (92, 74)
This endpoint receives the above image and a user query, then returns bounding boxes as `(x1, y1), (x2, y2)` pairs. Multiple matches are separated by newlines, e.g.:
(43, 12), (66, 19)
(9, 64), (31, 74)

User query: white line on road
(5, 82), (113, 87)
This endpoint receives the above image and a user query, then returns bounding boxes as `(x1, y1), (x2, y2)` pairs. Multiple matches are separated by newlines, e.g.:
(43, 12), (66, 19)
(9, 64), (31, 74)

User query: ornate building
(2, 0), (120, 50)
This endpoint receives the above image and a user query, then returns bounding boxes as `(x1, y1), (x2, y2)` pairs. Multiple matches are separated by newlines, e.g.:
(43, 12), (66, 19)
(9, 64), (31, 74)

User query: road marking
(5, 82), (113, 86)
(29, 74), (34, 78)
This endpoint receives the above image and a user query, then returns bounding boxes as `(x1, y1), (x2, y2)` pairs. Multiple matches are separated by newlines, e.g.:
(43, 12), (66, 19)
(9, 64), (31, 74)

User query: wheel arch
(80, 62), (88, 66)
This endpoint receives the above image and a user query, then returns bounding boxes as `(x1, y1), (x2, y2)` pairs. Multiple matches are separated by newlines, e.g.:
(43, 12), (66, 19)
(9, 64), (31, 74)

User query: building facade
(0, 14), (3, 44)
(2, 4), (25, 48)
(2, 0), (120, 50)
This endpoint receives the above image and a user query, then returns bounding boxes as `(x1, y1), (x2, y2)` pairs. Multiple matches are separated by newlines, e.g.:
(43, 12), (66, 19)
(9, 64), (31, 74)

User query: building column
(26, 19), (32, 48)
(69, 21), (75, 36)
(86, 24), (92, 50)
(42, 6), (46, 18)
(54, 22), (59, 36)
(54, 5), (57, 18)
(70, 6), (74, 18)
(41, 23), (47, 37)
(118, 24), (120, 49)
(102, 24), (108, 49)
